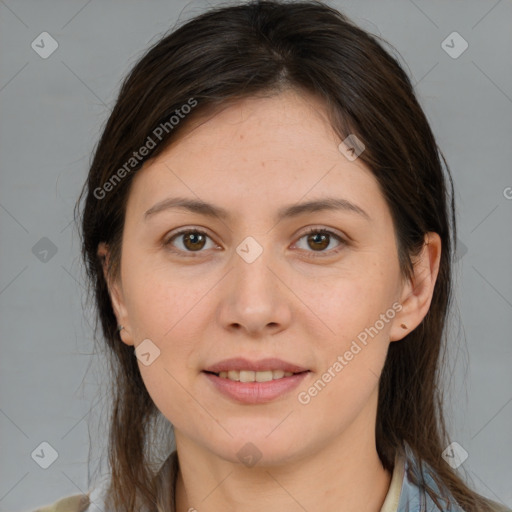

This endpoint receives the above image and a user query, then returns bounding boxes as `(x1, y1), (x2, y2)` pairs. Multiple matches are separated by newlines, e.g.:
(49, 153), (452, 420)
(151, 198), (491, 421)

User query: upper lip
(203, 357), (309, 374)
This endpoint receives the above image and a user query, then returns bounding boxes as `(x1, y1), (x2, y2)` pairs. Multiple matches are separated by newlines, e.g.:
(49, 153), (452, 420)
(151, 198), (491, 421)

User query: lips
(202, 357), (311, 403)
(203, 369), (310, 404)
(203, 357), (309, 374)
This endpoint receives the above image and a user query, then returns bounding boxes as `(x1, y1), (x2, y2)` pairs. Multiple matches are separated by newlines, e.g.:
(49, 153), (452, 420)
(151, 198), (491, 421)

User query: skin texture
(98, 89), (441, 512)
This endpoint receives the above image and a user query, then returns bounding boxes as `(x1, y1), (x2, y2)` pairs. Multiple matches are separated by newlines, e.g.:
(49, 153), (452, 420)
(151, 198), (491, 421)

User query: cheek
(315, 273), (396, 344)
(302, 272), (395, 398)
(123, 262), (211, 341)
(138, 358), (201, 434)
(296, 284), (392, 431)
(122, 268), (213, 422)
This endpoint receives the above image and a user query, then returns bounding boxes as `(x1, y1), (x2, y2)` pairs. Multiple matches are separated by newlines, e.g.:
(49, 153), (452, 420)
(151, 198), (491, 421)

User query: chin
(206, 433), (307, 468)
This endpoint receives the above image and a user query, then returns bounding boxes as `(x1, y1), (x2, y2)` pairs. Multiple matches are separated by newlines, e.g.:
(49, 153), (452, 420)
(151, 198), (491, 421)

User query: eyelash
(163, 226), (347, 259)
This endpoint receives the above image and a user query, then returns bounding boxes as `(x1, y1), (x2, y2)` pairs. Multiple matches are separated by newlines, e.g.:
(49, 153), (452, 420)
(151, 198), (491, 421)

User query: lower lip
(203, 371), (310, 404)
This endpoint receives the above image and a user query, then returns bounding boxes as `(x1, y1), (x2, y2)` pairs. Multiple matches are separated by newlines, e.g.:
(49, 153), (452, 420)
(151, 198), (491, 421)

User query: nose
(216, 241), (293, 338)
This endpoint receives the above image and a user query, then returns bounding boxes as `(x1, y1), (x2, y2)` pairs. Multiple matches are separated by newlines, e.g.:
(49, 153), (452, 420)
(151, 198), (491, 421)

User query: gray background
(1, 0), (511, 510)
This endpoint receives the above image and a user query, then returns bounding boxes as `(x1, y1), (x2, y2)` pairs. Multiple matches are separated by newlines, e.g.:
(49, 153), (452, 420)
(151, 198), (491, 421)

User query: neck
(175, 444), (391, 512)
(173, 397), (392, 512)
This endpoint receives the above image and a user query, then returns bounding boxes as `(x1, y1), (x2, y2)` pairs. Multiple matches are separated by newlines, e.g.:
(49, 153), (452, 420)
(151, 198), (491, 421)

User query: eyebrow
(143, 196), (370, 223)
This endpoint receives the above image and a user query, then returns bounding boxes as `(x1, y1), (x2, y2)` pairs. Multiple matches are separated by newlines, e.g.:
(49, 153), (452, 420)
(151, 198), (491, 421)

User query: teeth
(217, 370), (295, 382)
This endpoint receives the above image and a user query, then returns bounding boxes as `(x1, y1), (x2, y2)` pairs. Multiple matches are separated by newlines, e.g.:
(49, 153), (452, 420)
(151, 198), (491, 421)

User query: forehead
(124, 90), (385, 224)
(173, 89), (340, 155)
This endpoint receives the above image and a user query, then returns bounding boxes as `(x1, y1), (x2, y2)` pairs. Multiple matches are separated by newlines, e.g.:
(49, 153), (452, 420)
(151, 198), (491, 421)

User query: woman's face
(101, 89), (428, 466)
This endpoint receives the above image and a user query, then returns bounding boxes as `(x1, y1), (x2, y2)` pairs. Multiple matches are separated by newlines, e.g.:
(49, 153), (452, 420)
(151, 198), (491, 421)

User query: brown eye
(164, 229), (215, 255)
(306, 231), (330, 251)
(182, 232), (207, 251)
(294, 228), (346, 258)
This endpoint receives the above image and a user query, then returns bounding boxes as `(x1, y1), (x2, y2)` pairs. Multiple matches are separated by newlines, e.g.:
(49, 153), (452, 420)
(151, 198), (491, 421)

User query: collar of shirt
(381, 441), (467, 512)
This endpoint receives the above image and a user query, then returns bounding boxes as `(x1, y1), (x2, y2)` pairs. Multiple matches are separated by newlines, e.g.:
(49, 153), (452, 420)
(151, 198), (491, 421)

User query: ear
(97, 242), (135, 346)
(389, 232), (442, 342)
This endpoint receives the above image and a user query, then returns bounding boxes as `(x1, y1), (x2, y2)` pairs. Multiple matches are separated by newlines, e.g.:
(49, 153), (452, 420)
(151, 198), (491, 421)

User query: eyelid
(295, 225), (347, 243)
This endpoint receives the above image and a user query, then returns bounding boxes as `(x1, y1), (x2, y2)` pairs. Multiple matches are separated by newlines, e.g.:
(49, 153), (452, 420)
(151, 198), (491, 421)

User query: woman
(35, 1), (510, 511)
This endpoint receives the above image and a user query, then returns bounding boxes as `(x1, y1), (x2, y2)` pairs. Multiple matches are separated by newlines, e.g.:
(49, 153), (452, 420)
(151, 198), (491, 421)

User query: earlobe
(389, 232), (442, 342)
(97, 242), (135, 346)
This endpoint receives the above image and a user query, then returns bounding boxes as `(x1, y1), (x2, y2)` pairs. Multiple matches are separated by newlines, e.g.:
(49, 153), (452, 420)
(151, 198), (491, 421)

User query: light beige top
(380, 449), (406, 512)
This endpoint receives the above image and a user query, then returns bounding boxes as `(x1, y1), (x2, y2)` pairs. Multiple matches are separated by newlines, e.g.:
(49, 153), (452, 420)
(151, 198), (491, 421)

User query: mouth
(202, 357), (311, 403)
(202, 366), (311, 404)
(203, 369), (309, 382)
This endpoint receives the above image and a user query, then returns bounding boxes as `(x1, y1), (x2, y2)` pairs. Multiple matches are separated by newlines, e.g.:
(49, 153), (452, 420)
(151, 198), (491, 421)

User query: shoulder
(30, 494), (90, 512)
(397, 443), (464, 511)
(30, 478), (109, 512)
(397, 443), (511, 512)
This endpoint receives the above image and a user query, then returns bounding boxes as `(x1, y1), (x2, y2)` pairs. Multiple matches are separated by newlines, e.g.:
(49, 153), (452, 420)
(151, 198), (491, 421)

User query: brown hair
(75, 1), (505, 510)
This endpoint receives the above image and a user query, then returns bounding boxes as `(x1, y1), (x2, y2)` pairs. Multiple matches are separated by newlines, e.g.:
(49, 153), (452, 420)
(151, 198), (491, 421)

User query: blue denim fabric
(397, 442), (512, 512)
(397, 443), (466, 511)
